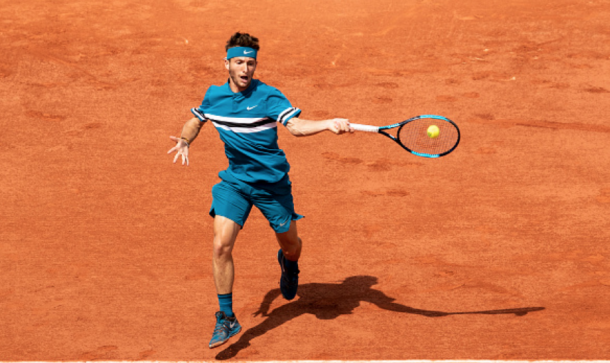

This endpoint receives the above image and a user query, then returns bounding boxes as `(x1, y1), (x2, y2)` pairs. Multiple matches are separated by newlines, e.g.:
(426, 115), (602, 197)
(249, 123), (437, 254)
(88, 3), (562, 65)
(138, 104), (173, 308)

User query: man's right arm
(285, 117), (352, 137)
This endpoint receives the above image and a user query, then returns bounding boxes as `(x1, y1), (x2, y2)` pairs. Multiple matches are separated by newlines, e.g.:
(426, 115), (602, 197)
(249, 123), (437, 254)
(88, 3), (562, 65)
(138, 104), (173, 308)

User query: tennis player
(167, 32), (353, 349)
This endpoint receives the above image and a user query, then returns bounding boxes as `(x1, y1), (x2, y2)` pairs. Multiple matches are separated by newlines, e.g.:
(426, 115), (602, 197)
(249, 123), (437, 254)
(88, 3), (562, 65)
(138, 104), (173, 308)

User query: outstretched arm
(285, 117), (353, 137)
(167, 117), (205, 166)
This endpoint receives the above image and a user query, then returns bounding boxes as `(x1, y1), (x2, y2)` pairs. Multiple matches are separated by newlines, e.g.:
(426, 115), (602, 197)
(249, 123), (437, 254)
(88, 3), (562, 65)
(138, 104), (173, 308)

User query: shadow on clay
(215, 275), (544, 359)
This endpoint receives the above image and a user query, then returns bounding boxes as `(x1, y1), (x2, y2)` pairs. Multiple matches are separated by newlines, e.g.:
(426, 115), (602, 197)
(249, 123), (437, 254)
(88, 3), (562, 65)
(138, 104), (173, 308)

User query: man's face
(225, 56), (257, 92)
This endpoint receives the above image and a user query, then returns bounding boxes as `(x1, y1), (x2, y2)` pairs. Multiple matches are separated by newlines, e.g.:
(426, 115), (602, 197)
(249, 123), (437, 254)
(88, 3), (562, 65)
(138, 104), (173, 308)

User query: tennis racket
(351, 115), (460, 158)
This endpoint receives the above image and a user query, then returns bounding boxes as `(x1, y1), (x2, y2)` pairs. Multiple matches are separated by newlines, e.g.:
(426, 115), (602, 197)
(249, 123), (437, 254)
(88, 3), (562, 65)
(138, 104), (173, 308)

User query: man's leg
(275, 220), (302, 261)
(209, 215), (242, 349)
(275, 221), (302, 300)
(213, 215), (241, 295)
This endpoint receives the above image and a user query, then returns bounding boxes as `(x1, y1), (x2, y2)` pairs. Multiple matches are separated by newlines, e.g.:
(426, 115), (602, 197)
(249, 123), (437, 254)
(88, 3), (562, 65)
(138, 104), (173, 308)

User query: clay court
(1, 0), (610, 360)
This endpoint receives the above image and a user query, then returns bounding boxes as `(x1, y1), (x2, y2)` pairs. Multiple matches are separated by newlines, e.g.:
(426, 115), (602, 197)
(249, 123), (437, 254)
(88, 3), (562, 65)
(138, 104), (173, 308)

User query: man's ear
(224, 58), (230, 70)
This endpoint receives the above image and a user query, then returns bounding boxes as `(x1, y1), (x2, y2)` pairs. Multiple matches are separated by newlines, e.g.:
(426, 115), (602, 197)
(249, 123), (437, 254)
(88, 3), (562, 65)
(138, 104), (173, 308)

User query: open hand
(167, 136), (190, 166)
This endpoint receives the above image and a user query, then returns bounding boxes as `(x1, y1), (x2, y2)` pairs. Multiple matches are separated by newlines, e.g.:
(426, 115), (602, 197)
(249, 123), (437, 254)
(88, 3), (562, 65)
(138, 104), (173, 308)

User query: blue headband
(227, 47), (258, 59)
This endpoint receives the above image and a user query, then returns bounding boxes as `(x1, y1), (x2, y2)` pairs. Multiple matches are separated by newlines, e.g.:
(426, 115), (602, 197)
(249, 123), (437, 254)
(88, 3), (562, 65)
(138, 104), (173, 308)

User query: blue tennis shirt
(191, 79), (301, 184)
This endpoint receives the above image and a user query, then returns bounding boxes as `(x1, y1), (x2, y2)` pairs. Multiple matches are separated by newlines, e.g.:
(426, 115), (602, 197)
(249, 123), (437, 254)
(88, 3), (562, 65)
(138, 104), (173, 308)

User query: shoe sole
(209, 326), (242, 349)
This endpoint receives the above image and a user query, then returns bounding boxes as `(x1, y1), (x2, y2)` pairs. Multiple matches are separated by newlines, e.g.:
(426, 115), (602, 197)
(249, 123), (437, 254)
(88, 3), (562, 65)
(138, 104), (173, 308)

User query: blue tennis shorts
(209, 173), (304, 233)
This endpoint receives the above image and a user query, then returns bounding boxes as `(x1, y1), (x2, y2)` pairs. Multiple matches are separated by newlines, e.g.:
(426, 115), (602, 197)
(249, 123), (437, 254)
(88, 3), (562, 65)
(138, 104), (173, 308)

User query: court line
(3, 360), (609, 363)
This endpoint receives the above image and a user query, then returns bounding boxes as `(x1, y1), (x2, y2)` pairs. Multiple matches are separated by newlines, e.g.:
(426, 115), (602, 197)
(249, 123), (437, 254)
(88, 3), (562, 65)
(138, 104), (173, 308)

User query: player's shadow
(215, 275), (544, 360)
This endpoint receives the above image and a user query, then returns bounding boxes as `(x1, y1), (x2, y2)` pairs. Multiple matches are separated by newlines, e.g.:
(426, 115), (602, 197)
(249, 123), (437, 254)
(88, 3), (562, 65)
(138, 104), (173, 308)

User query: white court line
(3, 361), (609, 363)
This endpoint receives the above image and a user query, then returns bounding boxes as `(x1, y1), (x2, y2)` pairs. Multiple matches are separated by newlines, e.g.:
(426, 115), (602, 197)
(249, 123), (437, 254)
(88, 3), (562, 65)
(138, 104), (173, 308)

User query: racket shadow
(215, 275), (544, 360)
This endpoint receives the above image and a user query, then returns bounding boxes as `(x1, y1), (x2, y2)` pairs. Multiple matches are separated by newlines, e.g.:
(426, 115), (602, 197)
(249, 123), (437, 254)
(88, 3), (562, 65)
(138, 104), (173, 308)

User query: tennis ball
(427, 125), (440, 139)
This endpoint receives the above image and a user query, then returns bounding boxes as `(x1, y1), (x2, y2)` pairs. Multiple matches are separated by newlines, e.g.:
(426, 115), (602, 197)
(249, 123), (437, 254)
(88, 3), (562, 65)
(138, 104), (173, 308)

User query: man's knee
(213, 235), (234, 259)
(213, 216), (240, 258)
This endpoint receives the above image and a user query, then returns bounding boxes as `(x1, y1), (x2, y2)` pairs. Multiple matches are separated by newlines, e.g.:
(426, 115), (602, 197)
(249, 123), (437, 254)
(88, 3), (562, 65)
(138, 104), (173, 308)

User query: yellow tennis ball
(427, 125), (440, 139)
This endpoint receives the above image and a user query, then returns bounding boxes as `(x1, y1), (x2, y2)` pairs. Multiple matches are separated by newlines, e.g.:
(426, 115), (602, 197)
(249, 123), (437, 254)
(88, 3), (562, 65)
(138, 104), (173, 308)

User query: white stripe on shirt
(279, 108), (300, 125)
(213, 121), (278, 134)
(205, 113), (270, 124)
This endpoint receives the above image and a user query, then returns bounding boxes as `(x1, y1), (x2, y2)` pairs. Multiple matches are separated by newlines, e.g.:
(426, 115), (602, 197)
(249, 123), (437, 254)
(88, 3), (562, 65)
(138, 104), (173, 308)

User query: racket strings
(398, 118), (459, 156)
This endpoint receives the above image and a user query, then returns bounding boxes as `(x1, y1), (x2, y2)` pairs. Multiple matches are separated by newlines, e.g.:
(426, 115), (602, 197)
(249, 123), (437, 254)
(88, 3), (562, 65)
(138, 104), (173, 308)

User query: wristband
(180, 137), (190, 147)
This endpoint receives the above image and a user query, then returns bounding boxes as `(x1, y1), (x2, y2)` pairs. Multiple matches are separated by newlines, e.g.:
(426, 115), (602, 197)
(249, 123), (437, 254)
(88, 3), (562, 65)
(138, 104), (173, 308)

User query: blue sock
(218, 293), (234, 317)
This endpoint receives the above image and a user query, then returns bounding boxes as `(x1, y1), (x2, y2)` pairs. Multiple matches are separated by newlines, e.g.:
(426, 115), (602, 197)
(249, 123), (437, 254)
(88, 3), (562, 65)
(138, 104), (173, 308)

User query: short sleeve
(191, 87), (212, 122)
(267, 88), (301, 126)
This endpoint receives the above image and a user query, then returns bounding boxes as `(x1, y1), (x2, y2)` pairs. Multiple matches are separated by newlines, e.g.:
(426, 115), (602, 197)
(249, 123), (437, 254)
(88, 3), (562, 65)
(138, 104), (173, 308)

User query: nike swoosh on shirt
(247, 105), (258, 110)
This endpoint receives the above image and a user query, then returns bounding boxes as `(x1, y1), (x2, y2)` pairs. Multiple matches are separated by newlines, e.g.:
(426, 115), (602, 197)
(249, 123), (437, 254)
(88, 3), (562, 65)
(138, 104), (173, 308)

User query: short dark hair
(225, 32), (260, 51)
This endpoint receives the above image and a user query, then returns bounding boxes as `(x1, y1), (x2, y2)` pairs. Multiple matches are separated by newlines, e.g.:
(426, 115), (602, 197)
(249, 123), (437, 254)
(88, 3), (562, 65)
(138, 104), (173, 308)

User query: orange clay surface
(1, 0), (610, 360)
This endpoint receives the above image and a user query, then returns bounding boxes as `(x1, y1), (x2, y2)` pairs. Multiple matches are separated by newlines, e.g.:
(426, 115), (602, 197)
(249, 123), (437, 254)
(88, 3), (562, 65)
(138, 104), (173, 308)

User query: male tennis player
(167, 32), (353, 349)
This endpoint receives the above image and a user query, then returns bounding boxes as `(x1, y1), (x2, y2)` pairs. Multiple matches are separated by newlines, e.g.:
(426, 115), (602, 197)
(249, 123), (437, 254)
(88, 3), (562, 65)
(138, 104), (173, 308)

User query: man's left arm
(285, 117), (353, 137)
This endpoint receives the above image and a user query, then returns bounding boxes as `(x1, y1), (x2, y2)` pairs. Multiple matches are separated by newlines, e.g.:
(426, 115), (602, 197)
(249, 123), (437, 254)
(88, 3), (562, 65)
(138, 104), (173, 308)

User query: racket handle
(350, 123), (380, 133)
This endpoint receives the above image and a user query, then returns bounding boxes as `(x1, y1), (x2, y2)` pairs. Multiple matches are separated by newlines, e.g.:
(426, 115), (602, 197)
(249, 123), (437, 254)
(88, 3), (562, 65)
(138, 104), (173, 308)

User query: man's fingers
(168, 136), (182, 153)
(169, 135), (190, 165)
(333, 120), (343, 133)
(332, 118), (351, 134)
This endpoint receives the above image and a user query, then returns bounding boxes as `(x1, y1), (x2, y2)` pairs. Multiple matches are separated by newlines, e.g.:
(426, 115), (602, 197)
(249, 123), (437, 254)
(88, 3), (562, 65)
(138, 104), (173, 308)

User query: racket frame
(352, 115), (460, 158)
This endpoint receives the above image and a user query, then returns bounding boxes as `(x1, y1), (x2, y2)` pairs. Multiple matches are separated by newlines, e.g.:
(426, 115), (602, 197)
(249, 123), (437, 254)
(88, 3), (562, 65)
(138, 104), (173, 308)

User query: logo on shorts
(279, 221), (287, 227)
(247, 105), (258, 110)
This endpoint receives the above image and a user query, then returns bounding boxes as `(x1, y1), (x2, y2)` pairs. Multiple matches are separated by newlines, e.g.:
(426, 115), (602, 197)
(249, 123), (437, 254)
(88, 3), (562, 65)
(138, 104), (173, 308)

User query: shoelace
(213, 321), (229, 335)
